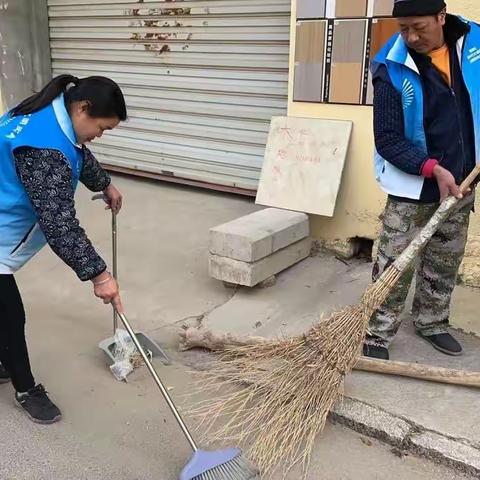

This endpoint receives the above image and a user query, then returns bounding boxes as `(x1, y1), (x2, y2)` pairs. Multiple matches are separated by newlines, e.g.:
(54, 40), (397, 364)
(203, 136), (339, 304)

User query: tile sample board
(326, 19), (367, 104)
(256, 116), (353, 216)
(294, 20), (327, 102)
(292, 0), (398, 105)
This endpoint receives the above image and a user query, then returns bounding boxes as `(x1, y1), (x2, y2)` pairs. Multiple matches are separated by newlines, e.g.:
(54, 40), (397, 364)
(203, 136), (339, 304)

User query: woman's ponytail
(10, 74), (78, 117)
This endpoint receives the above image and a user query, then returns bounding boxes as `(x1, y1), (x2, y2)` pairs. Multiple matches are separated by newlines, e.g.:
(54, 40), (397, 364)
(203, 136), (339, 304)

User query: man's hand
(103, 184), (123, 214)
(433, 165), (462, 202)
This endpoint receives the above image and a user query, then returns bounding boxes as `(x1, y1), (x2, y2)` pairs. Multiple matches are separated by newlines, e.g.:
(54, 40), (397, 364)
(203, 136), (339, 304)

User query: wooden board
(327, 19), (367, 104)
(366, 17), (399, 104)
(368, 0), (394, 16)
(370, 17), (399, 57)
(330, 63), (363, 103)
(293, 20), (326, 102)
(255, 116), (352, 216)
(294, 63), (324, 102)
(297, 0), (326, 19)
(334, 0), (367, 17)
(295, 20), (326, 63)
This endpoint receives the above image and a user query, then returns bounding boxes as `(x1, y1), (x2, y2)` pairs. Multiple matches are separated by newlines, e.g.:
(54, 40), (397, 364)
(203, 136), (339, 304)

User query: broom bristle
(193, 455), (259, 479)
(189, 266), (403, 478)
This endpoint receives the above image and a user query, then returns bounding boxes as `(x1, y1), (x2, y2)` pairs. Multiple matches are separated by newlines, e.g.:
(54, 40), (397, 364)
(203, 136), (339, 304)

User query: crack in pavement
(162, 285), (242, 329)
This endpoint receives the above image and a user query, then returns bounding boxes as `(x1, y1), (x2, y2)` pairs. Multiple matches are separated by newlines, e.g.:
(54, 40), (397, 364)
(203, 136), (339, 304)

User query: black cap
(393, 0), (447, 17)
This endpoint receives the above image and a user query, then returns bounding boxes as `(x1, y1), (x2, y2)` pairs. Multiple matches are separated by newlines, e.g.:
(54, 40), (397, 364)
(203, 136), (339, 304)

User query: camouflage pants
(366, 194), (474, 347)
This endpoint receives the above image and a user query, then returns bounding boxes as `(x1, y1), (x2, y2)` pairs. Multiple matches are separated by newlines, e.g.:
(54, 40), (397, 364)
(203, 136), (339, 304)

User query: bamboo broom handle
(355, 357), (480, 388)
(392, 165), (480, 272)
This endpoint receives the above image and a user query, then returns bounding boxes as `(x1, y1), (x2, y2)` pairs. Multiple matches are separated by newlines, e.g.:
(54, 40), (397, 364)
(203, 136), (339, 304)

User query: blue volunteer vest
(371, 19), (480, 199)
(0, 94), (83, 273)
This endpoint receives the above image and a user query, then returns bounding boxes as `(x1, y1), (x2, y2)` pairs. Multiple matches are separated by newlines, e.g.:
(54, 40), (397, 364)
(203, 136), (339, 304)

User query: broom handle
(355, 357), (480, 388)
(92, 193), (119, 334)
(116, 311), (199, 453)
(112, 210), (118, 334)
(392, 165), (480, 272)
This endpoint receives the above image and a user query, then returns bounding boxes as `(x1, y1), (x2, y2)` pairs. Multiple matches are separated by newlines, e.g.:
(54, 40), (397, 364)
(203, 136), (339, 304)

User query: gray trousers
(366, 194), (474, 347)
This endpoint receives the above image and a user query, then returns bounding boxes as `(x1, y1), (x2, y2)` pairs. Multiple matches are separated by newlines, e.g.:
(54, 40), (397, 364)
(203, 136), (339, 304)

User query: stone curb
(330, 396), (480, 477)
(410, 431), (480, 477)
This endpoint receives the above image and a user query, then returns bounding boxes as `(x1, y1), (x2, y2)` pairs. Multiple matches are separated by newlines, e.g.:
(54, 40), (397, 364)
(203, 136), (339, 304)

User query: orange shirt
(428, 44), (451, 87)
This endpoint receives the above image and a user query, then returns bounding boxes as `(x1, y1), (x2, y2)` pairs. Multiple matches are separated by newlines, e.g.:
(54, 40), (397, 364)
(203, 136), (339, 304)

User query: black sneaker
(0, 363), (10, 384)
(363, 343), (390, 360)
(418, 332), (463, 356)
(15, 384), (62, 424)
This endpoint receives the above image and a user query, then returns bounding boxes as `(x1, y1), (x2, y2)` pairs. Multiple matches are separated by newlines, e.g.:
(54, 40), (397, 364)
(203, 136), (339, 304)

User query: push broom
(186, 165), (480, 477)
(115, 309), (258, 480)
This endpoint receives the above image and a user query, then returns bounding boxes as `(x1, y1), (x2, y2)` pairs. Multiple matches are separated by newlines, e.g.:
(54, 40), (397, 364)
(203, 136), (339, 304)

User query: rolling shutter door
(47, 0), (291, 193)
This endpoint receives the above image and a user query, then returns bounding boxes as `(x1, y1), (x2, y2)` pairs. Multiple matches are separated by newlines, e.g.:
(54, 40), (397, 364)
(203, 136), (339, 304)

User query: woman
(0, 74), (127, 424)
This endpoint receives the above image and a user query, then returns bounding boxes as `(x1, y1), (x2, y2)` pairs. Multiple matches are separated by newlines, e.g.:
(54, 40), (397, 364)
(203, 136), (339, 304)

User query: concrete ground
(1, 175), (478, 479)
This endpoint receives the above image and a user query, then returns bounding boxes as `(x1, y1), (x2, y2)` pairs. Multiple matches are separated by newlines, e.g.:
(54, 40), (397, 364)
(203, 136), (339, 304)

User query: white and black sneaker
(15, 384), (62, 424)
(0, 363), (10, 384)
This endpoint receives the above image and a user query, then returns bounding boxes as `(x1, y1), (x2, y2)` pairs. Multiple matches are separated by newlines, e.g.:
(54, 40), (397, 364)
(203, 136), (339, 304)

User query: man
(364, 0), (480, 360)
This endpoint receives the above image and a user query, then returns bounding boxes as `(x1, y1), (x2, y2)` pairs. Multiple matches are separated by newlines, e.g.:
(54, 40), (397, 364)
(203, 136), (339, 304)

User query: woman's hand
(103, 184), (123, 214)
(92, 272), (123, 314)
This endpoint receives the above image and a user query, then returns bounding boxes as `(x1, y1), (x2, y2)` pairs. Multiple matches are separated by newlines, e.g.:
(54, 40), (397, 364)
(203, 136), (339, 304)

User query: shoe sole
(363, 346), (390, 361)
(417, 333), (463, 357)
(15, 398), (62, 425)
(363, 352), (390, 361)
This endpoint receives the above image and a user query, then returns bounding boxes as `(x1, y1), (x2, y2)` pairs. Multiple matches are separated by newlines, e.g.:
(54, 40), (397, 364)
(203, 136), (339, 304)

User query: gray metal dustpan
(92, 194), (170, 367)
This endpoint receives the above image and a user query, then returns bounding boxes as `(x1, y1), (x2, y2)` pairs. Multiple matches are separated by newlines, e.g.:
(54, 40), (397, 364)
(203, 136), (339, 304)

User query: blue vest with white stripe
(372, 19), (480, 200)
(0, 95), (83, 273)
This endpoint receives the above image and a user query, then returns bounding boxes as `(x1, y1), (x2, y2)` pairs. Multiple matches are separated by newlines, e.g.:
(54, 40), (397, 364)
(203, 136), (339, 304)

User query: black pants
(0, 275), (35, 392)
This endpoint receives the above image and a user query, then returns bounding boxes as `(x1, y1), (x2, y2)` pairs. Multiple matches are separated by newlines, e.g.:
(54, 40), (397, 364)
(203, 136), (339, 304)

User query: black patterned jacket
(14, 146), (110, 281)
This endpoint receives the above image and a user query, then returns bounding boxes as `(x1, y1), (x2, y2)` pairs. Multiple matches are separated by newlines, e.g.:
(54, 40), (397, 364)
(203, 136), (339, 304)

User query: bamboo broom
(179, 327), (480, 389)
(188, 165), (480, 478)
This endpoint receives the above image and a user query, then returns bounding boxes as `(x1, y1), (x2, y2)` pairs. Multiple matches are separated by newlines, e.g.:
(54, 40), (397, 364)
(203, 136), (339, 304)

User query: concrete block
(209, 208), (309, 262)
(209, 237), (312, 287)
(409, 431), (480, 476)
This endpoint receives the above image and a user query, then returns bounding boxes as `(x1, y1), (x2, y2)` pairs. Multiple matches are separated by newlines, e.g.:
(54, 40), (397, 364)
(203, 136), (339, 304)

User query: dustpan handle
(116, 310), (199, 453)
(393, 165), (480, 272)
